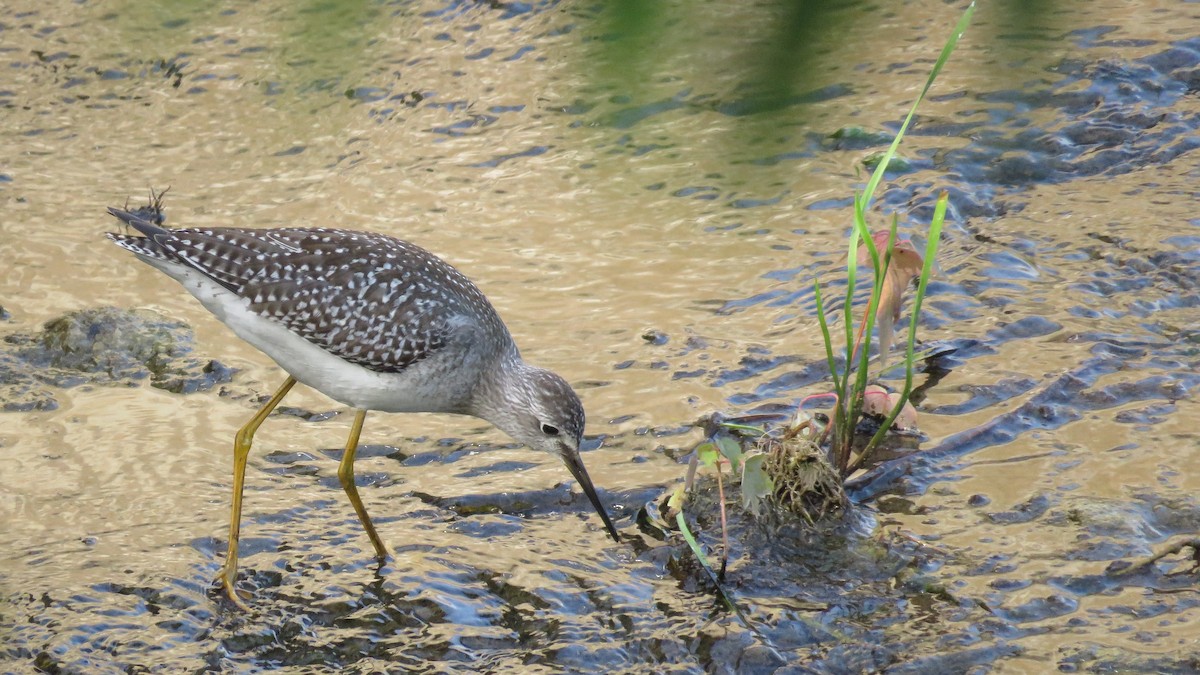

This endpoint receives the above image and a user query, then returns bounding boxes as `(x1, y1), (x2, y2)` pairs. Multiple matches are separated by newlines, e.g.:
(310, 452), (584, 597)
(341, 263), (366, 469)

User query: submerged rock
(0, 306), (234, 411)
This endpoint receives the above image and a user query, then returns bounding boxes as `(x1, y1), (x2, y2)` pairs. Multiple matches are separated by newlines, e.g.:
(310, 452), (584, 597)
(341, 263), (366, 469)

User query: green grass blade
(717, 422), (768, 436)
(813, 281), (843, 396)
(859, 2), (975, 214)
(907, 194), (947, 363)
(836, 215), (864, 461)
(866, 191), (948, 451)
(675, 511), (760, 633)
(843, 213), (861, 370)
(848, 2), (971, 456)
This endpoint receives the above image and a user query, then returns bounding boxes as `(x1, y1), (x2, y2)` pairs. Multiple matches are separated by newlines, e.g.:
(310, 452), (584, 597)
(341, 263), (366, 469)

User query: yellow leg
(217, 375), (297, 608)
(337, 410), (388, 559)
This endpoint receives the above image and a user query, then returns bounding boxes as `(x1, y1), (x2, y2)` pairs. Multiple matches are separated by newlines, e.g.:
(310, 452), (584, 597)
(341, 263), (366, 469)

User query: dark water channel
(2, 0), (1199, 673)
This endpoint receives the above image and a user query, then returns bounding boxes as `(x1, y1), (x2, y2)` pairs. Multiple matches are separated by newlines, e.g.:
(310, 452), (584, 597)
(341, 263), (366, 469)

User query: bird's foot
(216, 569), (252, 611)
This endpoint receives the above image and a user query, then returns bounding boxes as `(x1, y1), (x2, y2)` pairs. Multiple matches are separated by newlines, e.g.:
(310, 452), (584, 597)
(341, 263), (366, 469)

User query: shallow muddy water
(2, 0), (1198, 673)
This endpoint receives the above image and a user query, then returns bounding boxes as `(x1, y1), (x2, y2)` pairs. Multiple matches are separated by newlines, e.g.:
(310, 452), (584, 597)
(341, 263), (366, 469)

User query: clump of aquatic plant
(666, 4), (972, 590)
(761, 411), (845, 523)
(820, 212), (943, 478)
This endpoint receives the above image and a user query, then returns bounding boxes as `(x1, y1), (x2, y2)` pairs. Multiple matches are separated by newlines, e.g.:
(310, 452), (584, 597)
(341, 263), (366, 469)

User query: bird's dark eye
(540, 423), (560, 436)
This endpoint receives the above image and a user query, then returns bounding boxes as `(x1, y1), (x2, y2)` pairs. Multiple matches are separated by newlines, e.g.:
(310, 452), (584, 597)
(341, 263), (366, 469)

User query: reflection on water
(2, 0), (1199, 672)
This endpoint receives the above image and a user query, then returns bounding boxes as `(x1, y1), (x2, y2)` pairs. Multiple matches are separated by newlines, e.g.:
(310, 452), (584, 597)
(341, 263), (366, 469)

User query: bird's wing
(242, 260), (457, 374)
(116, 219), (498, 374)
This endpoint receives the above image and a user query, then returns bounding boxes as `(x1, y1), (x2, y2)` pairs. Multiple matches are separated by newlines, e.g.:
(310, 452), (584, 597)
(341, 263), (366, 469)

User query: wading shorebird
(106, 197), (619, 607)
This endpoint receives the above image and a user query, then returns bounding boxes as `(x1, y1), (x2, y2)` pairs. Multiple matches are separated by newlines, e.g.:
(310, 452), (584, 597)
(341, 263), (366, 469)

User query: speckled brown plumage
(107, 216), (513, 375)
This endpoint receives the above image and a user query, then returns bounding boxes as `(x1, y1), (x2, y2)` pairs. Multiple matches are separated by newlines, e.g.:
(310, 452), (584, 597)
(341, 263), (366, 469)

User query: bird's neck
(467, 350), (531, 434)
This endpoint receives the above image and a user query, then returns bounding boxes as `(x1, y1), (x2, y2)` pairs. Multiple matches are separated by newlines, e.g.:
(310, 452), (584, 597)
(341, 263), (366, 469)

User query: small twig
(1112, 537), (1200, 578)
(780, 418), (814, 441)
(718, 421), (771, 436)
(793, 392), (836, 445)
(797, 391), (838, 410)
(715, 462), (729, 580)
(885, 527), (952, 556)
(684, 452), (700, 492)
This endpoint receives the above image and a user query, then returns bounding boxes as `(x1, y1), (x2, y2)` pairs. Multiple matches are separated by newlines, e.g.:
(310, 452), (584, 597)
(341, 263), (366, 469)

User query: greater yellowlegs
(106, 200), (619, 607)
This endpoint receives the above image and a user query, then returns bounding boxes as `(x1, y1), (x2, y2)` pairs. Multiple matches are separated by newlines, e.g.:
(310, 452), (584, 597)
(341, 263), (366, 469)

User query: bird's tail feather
(105, 188), (176, 260)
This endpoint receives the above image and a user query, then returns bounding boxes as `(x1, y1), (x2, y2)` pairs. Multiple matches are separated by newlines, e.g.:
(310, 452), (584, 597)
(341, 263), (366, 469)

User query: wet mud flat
(3, 0), (1200, 673)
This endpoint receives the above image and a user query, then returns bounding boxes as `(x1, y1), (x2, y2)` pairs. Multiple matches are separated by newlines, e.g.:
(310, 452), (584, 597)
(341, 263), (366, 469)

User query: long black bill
(559, 445), (620, 542)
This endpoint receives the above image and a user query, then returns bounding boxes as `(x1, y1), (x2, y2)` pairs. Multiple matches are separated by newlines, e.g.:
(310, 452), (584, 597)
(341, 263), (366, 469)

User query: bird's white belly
(147, 258), (467, 413)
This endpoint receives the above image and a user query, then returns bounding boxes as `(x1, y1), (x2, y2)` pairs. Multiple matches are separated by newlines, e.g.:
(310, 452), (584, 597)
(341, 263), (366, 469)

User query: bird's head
(482, 364), (620, 542)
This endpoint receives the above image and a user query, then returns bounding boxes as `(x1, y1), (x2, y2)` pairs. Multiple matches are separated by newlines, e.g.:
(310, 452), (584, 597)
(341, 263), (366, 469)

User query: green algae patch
(0, 306), (234, 410)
